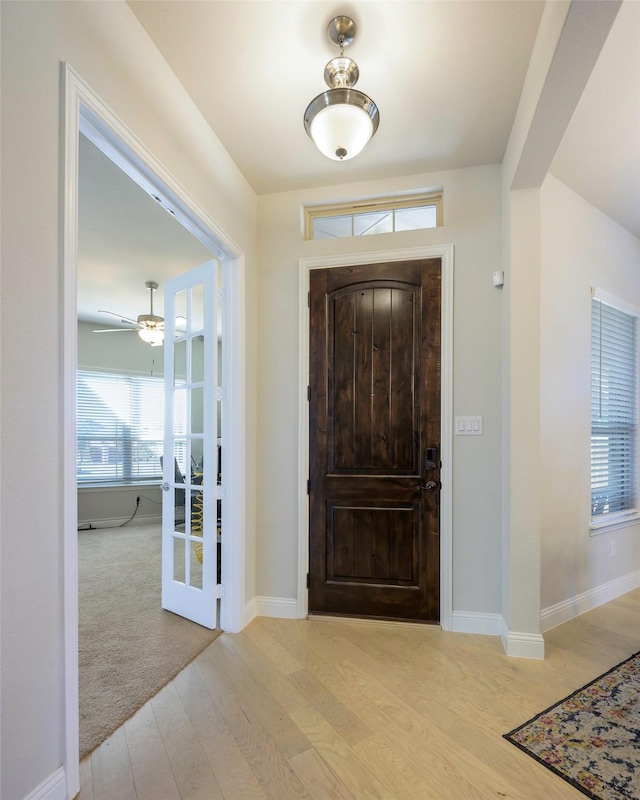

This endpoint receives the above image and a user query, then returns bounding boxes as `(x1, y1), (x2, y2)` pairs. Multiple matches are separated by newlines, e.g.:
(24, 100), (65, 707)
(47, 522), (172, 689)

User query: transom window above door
(304, 192), (443, 240)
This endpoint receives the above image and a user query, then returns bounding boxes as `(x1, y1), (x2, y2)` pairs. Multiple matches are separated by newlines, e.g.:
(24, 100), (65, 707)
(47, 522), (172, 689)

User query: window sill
(78, 482), (161, 492)
(590, 511), (640, 535)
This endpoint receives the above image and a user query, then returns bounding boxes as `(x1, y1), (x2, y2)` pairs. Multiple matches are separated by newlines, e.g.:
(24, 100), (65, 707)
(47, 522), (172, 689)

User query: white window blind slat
(591, 298), (638, 518)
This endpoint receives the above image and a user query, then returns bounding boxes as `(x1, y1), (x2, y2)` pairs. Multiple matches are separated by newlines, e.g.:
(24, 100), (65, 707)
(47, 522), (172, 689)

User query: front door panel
(309, 259), (441, 622)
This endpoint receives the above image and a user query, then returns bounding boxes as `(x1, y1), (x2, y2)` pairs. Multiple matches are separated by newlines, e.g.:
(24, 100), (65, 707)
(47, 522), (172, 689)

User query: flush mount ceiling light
(304, 15), (380, 161)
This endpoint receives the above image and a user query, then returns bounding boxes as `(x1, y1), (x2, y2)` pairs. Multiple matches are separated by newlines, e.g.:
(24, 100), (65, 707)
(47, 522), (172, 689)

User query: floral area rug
(504, 651), (640, 800)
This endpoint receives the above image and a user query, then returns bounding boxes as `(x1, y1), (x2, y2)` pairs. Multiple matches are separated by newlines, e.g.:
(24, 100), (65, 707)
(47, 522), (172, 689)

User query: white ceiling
(127, 0), (545, 195)
(78, 134), (212, 324)
(550, 0), (640, 239)
(78, 1), (639, 325)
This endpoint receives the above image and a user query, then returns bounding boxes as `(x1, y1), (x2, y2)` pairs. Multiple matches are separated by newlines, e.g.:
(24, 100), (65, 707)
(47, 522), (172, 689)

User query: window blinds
(591, 298), (638, 517)
(77, 370), (164, 485)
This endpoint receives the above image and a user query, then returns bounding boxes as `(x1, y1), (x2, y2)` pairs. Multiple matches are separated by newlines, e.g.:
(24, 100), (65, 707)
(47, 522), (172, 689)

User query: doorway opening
(62, 64), (246, 794)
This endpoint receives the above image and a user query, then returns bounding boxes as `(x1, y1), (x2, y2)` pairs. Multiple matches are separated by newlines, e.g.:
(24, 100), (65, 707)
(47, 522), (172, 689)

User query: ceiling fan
(93, 281), (165, 346)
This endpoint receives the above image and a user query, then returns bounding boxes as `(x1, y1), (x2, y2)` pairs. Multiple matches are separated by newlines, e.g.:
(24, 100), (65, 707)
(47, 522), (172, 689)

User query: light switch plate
(455, 415), (483, 435)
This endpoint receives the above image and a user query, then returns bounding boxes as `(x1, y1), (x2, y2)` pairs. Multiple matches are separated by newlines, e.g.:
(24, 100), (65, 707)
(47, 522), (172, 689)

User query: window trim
(589, 287), (640, 535)
(304, 192), (443, 240)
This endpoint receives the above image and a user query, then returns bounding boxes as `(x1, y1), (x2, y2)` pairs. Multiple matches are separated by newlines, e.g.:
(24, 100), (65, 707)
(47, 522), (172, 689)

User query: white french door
(162, 260), (219, 629)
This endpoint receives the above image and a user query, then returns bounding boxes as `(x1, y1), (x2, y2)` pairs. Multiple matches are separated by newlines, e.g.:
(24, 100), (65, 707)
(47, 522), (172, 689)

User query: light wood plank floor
(79, 588), (639, 800)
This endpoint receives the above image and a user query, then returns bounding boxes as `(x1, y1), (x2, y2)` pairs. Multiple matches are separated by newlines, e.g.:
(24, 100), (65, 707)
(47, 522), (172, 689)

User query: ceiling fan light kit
(137, 281), (164, 346)
(94, 280), (165, 347)
(304, 16), (379, 161)
(137, 326), (164, 346)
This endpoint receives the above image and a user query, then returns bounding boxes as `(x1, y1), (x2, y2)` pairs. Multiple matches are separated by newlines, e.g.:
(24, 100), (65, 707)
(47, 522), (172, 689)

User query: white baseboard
(255, 596), (299, 619)
(243, 596), (298, 625)
(540, 568), (640, 632)
(243, 597), (257, 627)
(22, 768), (66, 800)
(451, 610), (502, 636)
(77, 513), (162, 529)
(500, 619), (545, 660)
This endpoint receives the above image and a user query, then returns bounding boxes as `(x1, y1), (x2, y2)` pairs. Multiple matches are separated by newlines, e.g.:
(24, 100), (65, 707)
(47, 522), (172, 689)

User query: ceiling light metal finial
(304, 15), (380, 161)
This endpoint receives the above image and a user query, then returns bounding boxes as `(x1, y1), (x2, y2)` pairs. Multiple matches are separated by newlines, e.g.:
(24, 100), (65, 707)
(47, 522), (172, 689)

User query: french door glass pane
(192, 335), (205, 383)
(191, 282), (205, 333)
(174, 339), (187, 385)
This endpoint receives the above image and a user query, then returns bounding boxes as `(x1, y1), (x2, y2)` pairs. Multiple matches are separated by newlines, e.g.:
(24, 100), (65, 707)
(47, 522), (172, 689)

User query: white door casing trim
(297, 244), (454, 629)
(62, 63), (246, 798)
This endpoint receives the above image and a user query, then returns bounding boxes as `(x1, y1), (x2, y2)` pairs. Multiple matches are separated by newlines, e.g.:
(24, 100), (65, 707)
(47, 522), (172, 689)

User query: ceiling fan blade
(92, 328), (138, 334)
(98, 310), (140, 326)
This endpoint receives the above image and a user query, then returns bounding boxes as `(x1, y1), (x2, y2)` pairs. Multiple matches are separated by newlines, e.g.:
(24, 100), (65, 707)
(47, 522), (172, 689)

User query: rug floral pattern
(504, 652), (640, 800)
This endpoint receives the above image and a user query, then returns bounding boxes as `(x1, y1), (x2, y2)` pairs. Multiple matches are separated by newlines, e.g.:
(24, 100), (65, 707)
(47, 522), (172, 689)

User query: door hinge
(307, 479), (310, 494)
(307, 290), (310, 308)
(307, 385), (310, 401)
(215, 583), (225, 599)
(306, 572), (310, 589)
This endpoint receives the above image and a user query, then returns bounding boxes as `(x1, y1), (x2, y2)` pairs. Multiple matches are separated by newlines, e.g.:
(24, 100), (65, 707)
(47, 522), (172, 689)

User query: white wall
(257, 164), (504, 614)
(540, 174), (640, 610)
(78, 319), (165, 375)
(0, 3), (257, 798)
(501, 187), (544, 643)
(496, 0), (628, 656)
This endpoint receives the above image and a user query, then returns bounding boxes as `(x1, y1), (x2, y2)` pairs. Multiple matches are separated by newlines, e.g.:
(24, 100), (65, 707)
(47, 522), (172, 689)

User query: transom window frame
(590, 287), (640, 535)
(304, 192), (443, 241)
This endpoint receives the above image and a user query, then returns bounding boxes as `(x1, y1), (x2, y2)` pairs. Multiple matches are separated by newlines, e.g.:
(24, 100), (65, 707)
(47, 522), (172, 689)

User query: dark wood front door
(308, 259), (441, 622)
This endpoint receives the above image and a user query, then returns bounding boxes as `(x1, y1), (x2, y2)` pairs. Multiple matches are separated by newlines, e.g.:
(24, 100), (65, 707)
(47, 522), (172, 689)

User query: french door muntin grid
(172, 281), (207, 590)
(162, 263), (221, 620)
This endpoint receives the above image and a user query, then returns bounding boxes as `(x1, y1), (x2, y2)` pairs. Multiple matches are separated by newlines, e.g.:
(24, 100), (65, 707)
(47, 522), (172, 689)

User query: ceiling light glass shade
(304, 88), (380, 161)
(138, 327), (164, 347)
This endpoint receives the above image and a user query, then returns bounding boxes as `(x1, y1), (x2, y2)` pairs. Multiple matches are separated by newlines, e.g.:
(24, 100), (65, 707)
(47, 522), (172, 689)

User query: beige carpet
(78, 523), (220, 758)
